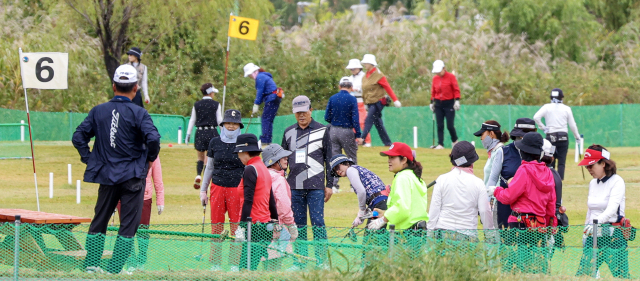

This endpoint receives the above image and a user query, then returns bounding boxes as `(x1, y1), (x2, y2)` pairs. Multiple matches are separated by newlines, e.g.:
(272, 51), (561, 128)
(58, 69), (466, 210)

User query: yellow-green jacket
(385, 169), (429, 229)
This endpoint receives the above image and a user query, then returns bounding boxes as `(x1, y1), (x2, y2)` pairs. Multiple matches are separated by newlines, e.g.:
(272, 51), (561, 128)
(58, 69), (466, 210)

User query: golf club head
(194, 255), (203, 261)
(348, 228), (357, 242)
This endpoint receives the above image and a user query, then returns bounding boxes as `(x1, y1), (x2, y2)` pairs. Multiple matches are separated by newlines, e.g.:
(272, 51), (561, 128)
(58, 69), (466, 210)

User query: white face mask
(482, 136), (499, 151)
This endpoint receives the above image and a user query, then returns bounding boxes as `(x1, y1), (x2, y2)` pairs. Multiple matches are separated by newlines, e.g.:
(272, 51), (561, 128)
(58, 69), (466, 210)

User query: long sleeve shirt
(585, 174), (625, 225)
(347, 167), (368, 211)
(365, 68), (398, 102)
(385, 169), (429, 229)
(131, 62), (148, 100)
(324, 90), (361, 138)
(281, 120), (334, 189)
(533, 103), (580, 138)
(145, 156), (164, 205)
(430, 71), (460, 101)
(268, 168), (295, 225)
(254, 72), (278, 105)
(484, 145), (504, 187)
(428, 168), (495, 235)
(238, 157), (278, 223)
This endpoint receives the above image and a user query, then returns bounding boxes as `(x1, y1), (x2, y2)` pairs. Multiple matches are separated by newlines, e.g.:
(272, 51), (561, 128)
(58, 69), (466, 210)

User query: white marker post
(68, 164), (72, 185)
(575, 142), (579, 163)
(76, 180), (81, 204)
(20, 120), (25, 142)
(413, 126), (418, 148)
(49, 173), (53, 198)
(178, 126), (183, 145)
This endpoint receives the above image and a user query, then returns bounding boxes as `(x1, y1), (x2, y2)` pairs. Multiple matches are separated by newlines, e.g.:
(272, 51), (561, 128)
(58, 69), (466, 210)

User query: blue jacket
(254, 72), (278, 105)
(72, 96), (161, 185)
(499, 142), (522, 188)
(324, 90), (361, 138)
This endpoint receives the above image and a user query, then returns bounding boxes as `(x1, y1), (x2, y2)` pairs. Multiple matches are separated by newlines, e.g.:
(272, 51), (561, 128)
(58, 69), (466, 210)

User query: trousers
(357, 102), (371, 144)
(362, 101), (392, 146)
(261, 98), (281, 143)
(434, 99), (458, 146)
(329, 126), (358, 186)
(116, 198), (152, 266)
(549, 139), (569, 180)
(209, 183), (242, 266)
(291, 189), (327, 267)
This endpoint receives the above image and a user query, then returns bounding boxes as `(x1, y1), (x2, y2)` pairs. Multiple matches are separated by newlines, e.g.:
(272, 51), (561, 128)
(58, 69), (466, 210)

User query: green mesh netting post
(13, 215), (20, 281)
(592, 219), (598, 278)
(389, 224), (395, 258)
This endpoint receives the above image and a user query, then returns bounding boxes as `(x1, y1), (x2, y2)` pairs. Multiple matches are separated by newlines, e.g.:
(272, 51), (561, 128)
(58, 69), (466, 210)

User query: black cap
(510, 118), (536, 139)
(474, 122), (501, 137)
(221, 109), (244, 129)
(550, 88), (564, 100)
(515, 132), (544, 155)
(450, 141), (479, 167)
(234, 134), (261, 153)
(126, 47), (142, 59)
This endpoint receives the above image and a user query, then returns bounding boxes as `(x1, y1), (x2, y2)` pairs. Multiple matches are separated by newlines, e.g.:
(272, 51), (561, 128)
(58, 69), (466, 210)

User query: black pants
(496, 201), (512, 229)
(84, 177), (145, 272)
(132, 89), (144, 108)
(434, 99), (458, 146)
(240, 223), (271, 271)
(549, 140), (568, 180)
(362, 101), (392, 146)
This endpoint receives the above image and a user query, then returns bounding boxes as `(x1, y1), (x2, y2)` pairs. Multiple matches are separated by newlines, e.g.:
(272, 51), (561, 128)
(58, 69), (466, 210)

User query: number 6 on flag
(20, 52), (68, 89)
(228, 15), (259, 41)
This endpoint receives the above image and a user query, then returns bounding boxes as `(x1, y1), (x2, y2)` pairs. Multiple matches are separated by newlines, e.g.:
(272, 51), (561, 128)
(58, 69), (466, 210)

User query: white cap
(346, 59), (363, 69)
(243, 63), (261, 77)
(361, 54), (377, 66)
(432, 60), (445, 73)
(542, 139), (556, 157)
(339, 76), (353, 84)
(113, 64), (138, 83)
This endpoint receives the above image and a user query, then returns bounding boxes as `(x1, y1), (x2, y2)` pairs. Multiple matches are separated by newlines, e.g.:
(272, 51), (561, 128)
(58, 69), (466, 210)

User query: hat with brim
(263, 144), (292, 167)
(578, 148), (610, 166)
(292, 95), (311, 113)
(380, 142), (414, 161)
(233, 134), (261, 153)
(346, 59), (363, 69)
(329, 154), (355, 177)
(361, 54), (378, 66)
(474, 123), (501, 137)
(220, 109), (244, 129)
(514, 132), (544, 155)
(243, 63), (261, 77)
(510, 118), (536, 138)
(450, 141), (479, 166)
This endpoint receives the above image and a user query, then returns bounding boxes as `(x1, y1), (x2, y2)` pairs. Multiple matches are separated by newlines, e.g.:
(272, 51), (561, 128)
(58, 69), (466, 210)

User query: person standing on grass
(541, 139), (570, 254)
(244, 63), (282, 146)
(533, 88), (581, 180)
(429, 60), (460, 149)
(73, 64), (161, 274)
(199, 109), (244, 272)
(325, 76), (363, 192)
(125, 47), (150, 107)
(474, 121), (509, 226)
(575, 145), (628, 278)
(346, 59), (371, 147)
(234, 133), (279, 271)
(186, 83), (222, 189)
(359, 54), (402, 147)
(281, 95), (333, 269)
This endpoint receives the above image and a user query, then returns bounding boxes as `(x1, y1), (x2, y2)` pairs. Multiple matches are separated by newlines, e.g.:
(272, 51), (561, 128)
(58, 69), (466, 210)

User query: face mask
(482, 135), (499, 151)
(224, 128), (238, 138)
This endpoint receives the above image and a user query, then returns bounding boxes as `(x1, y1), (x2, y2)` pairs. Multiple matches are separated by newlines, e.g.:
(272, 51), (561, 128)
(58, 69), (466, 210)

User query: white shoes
(433, 145), (444, 150)
(194, 175), (202, 189)
(451, 141), (459, 148)
(287, 265), (301, 271)
(363, 143), (372, 147)
(210, 264), (222, 271)
(230, 266), (240, 272)
(86, 266), (104, 274)
(332, 187), (340, 194)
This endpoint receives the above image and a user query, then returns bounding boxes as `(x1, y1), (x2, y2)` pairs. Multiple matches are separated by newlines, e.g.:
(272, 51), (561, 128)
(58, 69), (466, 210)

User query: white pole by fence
(178, 126), (183, 145)
(413, 126), (418, 148)
(68, 164), (72, 185)
(76, 180), (81, 204)
(49, 173), (53, 198)
(20, 120), (25, 142)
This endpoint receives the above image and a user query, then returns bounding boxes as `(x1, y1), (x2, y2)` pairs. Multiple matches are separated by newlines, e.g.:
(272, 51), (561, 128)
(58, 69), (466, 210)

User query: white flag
(20, 52), (68, 89)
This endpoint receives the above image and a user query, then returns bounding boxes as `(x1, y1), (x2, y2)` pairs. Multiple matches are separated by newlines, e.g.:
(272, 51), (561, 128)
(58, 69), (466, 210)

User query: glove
(453, 100), (461, 111)
(267, 219), (283, 232)
(144, 96), (150, 104)
(583, 224), (593, 237)
(252, 104), (259, 114)
(200, 191), (208, 206)
(287, 225), (299, 240)
(543, 127), (550, 134)
(157, 205), (164, 215)
(487, 186), (497, 197)
(393, 100), (402, 108)
(235, 227), (246, 242)
(429, 103), (435, 112)
(367, 217), (386, 230)
(353, 210), (366, 227)
(185, 134), (190, 144)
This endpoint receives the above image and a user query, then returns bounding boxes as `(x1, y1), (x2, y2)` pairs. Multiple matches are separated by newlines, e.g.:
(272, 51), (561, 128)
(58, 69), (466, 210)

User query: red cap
(380, 142), (414, 161)
(578, 148), (610, 166)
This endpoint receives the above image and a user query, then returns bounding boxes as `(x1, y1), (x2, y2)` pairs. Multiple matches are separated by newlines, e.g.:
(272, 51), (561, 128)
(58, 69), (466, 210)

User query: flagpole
(221, 13), (233, 113)
(19, 48), (40, 212)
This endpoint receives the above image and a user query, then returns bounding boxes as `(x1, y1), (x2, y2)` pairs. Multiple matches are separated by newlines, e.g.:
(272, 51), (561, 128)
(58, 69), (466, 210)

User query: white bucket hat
(361, 54), (377, 66)
(345, 59), (363, 69)
(243, 63), (261, 77)
(432, 60), (445, 73)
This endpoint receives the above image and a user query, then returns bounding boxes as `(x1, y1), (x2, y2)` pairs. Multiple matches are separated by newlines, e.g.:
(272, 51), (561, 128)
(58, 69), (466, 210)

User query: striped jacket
(281, 119), (334, 190)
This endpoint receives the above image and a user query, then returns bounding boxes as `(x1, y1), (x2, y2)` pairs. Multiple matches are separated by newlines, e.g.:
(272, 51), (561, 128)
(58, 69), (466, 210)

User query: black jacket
(281, 119), (333, 190)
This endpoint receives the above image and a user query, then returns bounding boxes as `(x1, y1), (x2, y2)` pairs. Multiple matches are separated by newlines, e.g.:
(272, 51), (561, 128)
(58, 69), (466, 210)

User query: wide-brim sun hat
(329, 154), (355, 177)
(380, 142), (414, 161)
(361, 54), (378, 66)
(262, 144), (292, 167)
(510, 118), (536, 138)
(514, 132), (544, 155)
(243, 63), (261, 77)
(346, 59), (363, 69)
(432, 60), (445, 73)
(221, 109), (244, 129)
(233, 134), (261, 153)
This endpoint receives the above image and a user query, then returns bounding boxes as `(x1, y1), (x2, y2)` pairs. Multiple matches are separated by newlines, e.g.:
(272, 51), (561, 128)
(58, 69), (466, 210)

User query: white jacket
(350, 71), (366, 102)
(533, 103), (580, 138)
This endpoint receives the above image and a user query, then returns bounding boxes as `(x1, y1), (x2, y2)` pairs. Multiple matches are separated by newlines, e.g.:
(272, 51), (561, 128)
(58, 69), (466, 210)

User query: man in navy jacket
(73, 64), (161, 274)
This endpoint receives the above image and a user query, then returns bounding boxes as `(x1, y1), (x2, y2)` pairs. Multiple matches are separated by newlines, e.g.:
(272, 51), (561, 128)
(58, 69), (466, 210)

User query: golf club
(430, 113), (436, 148)
(427, 180), (436, 188)
(580, 134), (585, 180)
(194, 205), (206, 261)
(245, 113), (254, 134)
(341, 210), (378, 243)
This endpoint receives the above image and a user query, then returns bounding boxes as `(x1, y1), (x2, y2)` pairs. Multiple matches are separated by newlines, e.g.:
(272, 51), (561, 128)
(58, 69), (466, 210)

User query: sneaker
(210, 265), (222, 271)
(194, 175), (202, 189)
(363, 143), (372, 147)
(433, 145), (444, 150)
(230, 266), (239, 272)
(332, 187), (340, 194)
(86, 266), (104, 274)
(451, 141), (459, 148)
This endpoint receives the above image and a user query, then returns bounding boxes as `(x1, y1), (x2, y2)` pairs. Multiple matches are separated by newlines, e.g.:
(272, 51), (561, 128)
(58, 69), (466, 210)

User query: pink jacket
(145, 157), (165, 205)
(268, 168), (295, 225)
(494, 160), (556, 226)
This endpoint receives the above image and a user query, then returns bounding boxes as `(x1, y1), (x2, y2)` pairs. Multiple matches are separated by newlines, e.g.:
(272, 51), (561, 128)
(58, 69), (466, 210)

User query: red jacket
(431, 71), (460, 101)
(238, 157), (277, 223)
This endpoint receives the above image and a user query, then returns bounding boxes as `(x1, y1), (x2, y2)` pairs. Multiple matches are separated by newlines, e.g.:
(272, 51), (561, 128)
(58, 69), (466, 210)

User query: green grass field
(1, 142), (639, 227)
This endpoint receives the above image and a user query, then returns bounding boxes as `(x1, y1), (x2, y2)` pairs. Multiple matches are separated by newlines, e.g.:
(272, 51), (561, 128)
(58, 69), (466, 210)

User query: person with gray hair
(324, 76), (362, 192)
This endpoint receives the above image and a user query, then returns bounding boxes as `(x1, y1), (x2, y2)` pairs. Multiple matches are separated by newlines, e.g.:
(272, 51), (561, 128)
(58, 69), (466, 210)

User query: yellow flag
(228, 15), (259, 41)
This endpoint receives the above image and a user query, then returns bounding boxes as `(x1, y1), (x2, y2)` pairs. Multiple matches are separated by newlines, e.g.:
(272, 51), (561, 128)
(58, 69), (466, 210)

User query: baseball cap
(339, 76), (353, 84)
(380, 142), (414, 161)
(113, 64), (138, 83)
(542, 139), (556, 157)
(432, 60), (445, 73)
(579, 148), (611, 166)
(292, 95), (311, 113)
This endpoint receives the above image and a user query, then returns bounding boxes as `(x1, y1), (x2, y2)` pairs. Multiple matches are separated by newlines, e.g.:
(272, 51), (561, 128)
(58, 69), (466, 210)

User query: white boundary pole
(49, 173), (53, 198)
(68, 164), (72, 185)
(20, 120), (25, 142)
(19, 47), (40, 211)
(76, 180), (81, 204)
(413, 126), (418, 148)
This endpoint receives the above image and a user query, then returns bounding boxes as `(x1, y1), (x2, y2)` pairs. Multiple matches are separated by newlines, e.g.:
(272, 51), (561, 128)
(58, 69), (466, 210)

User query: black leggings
(434, 99), (458, 145)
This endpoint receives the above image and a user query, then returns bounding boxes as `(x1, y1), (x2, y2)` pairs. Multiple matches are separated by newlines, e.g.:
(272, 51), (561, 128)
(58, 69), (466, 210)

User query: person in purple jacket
(243, 63), (282, 145)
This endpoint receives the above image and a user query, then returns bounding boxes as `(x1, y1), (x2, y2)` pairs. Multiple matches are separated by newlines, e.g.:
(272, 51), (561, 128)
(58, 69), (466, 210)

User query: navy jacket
(499, 142), (522, 188)
(281, 119), (334, 190)
(254, 72), (278, 105)
(72, 96), (161, 185)
(324, 90), (361, 138)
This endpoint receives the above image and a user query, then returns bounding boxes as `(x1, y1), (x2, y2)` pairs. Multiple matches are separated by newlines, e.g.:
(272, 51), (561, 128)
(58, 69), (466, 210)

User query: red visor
(380, 142), (414, 161)
(578, 148), (610, 166)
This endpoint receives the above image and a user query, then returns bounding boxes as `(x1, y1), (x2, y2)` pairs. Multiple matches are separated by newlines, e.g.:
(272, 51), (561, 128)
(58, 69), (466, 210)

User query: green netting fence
(1, 104), (639, 148)
(0, 222), (637, 280)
